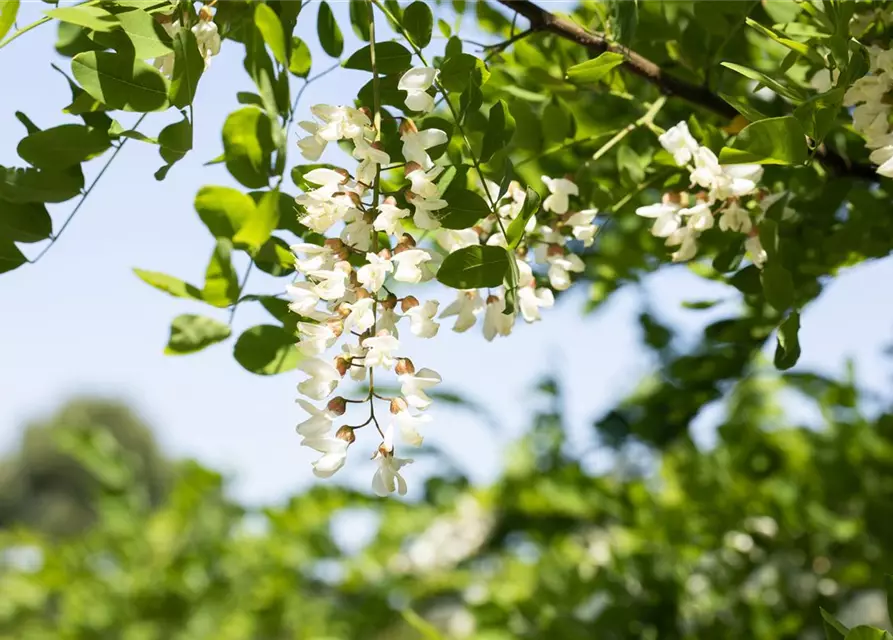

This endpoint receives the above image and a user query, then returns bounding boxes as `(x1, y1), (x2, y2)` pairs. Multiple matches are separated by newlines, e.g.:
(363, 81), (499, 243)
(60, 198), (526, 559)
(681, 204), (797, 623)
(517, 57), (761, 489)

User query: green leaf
(344, 42), (412, 74)
(794, 88), (844, 143)
(289, 36), (312, 78)
(170, 28), (204, 109)
(317, 1), (343, 57)
(45, 5), (118, 32)
(254, 236), (294, 277)
(505, 187), (541, 249)
(718, 92), (768, 123)
(761, 263), (794, 312)
(71, 51), (169, 112)
(774, 310), (801, 370)
(0, 165), (83, 204)
(0, 0), (20, 42)
(234, 189), (280, 252)
(255, 3), (287, 66)
(16, 124), (110, 169)
(721, 62), (808, 102)
(481, 99), (515, 163)
(437, 245), (509, 289)
(165, 314), (231, 355)
(758, 218), (779, 258)
(542, 98), (573, 144)
(718, 116), (808, 165)
(222, 107), (274, 189)
(439, 53), (489, 92)
(438, 19), (450, 39)
(15, 112), (39, 135)
(503, 247), (519, 315)
(194, 186), (256, 240)
(729, 265), (762, 295)
(403, 1), (433, 48)
(886, 575), (893, 629)
(133, 268), (203, 301)
(157, 115), (192, 169)
(111, 8), (173, 59)
(844, 628), (893, 640)
(234, 325), (301, 375)
(348, 0), (370, 41)
(566, 52), (625, 83)
(440, 188), (490, 229)
(202, 239), (240, 307)
(0, 240), (26, 274)
(0, 200), (51, 243)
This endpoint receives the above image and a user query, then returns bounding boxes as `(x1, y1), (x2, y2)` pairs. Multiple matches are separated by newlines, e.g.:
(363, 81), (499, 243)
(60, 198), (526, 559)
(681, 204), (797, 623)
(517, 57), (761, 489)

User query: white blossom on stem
(405, 300), (440, 338)
(297, 321), (337, 357)
(394, 409), (430, 447)
(374, 200), (411, 236)
(303, 435), (349, 478)
(635, 201), (682, 238)
(518, 286), (554, 323)
(399, 368), (442, 410)
(297, 358), (341, 400)
(483, 295), (513, 341)
(372, 426), (412, 496)
(547, 253), (585, 291)
(398, 67), (438, 113)
(408, 193), (447, 230)
(308, 261), (352, 301)
(191, 15), (221, 68)
(343, 298), (376, 334)
(356, 253), (393, 293)
(392, 249), (432, 283)
(362, 332), (400, 369)
(402, 128), (448, 170)
(718, 201), (752, 233)
(311, 104), (371, 141)
(541, 176), (579, 214)
(659, 121), (700, 166)
(295, 399), (336, 438)
(440, 290), (484, 332)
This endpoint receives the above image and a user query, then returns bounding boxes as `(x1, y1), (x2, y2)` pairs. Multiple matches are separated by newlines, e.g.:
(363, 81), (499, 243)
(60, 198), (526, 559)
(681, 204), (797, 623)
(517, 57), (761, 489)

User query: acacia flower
(391, 249), (432, 283)
(401, 128), (448, 170)
(399, 368), (442, 410)
(542, 176), (579, 214)
(297, 321), (337, 356)
(297, 121), (327, 160)
(440, 290), (484, 332)
(302, 435), (349, 478)
(636, 201), (682, 238)
(659, 121), (699, 166)
(311, 104), (371, 141)
(405, 300), (440, 338)
(718, 201), (752, 233)
(362, 332), (400, 369)
(372, 426), (412, 496)
(297, 358), (341, 400)
(398, 67), (438, 113)
(295, 399), (336, 438)
(343, 298), (376, 334)
(518, 286), (554, 322)
(191, 13), (221, 68)
(374, 200), (411, 236)
(308, 261), (351, 300)
(357, 253), (393, 293)
(483, 295), (513, 341)
(547, 253), (585, 291)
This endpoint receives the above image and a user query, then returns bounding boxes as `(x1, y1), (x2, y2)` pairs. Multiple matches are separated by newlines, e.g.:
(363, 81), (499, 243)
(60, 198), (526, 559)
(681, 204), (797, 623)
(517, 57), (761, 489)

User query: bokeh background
(3, 1), (893, 638)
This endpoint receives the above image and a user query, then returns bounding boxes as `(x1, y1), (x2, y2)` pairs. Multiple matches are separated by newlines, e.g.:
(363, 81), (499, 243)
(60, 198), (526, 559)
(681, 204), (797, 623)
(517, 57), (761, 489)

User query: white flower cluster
(154, 6), (221, 78)
(636, 121), (769, 266)
(843, 45), (893, 177)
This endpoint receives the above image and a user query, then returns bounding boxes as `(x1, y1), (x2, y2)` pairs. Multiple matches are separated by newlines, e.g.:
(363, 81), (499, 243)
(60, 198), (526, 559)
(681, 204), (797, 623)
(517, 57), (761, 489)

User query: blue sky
(2, 1), (893, 504)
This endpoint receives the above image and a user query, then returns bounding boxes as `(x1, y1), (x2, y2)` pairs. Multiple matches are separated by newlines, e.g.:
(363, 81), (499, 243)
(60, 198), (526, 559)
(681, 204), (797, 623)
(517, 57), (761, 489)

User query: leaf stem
(368, 0), (384, 440)
(27, 113), (148, 265)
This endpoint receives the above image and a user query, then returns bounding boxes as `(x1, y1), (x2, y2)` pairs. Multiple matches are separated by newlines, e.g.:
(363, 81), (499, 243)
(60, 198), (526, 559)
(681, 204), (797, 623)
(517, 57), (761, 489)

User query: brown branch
(496, 0), (878, 182)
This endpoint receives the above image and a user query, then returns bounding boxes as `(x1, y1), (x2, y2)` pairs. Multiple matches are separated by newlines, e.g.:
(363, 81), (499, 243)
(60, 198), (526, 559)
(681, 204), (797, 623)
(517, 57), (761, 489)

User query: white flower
(408, 194), (446, 230)
(436, 228), (479, 253)
(374, 201), (411, 236)
(716, 164), (763, 200)
(407, 165), (443, 199)
(486, 232), (507, 248)
(394, 409), (430, 447)
(304, 167), (347, 189)
(362, 332), (400, 368)
(191, 18), (221, 68)
(681, 201), (714, 232)
(291, 243), (334, 274)
(567, 209), (598, 246)
(377, 307), (400, 337)
(297, 358), (341, 400)
(398, 67), (438, 113)
(399, 368), (442, 410)
(295, 399), (336, 438)
(297, 321), (337, 356)
(482, 296), (513, 341)
(297, 121), (327, 160)
(357, 253), (393, 293)
(718, 201), (752, 233)
(689, 147), (724, 192)
(440, 290), (484, 332)
(875, 147), (893, 177)
(308, 261), (352, 300)
(302, 435), (349, 478)
(353, 137), (391, 186)
(341, 216), (373, 252)
(402, 128), (448, 170)
(153, 20), (180, 78)
(392, 249), (432, 283)
(311, 104), (371, 141)
(405, 300), (440, 338)
(343, 297), (376, 334)
(342, 343), (368, 381)
(286, 282), (321, 316)
(659, 121), (700, 166)
(372, 426), (413, 496)
(541, 176), (579, 214)
(518, 286), (554, 322)
(636, 201), (682, 238)
(547, 253), (585, 291)
(745, 234), (768, 268)
(810, 68), (840, 93)
(497, 180), (527, 219)
(666, 227), (699, 262)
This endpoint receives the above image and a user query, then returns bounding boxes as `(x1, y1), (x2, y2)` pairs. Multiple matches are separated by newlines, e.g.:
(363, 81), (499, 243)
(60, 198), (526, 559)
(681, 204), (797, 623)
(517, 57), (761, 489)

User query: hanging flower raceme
(635, 121), (772, 266)
(843, 44), (893, 177)
(153, 6), (220, 78)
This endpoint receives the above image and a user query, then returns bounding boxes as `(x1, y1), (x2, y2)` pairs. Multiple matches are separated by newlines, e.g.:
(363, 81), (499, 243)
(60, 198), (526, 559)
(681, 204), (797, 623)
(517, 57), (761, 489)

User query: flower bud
(399, 118), (418, 135)
(401, 295), (420, 312)
(390, 397), (408, 414)
(547, 243), (564, 258)
(395, 357), (415, 376)
(378, 247), (392, 260)
(346, 191), (363, 207)
(335, 357), (350, 377)
(662, 191), (682, 205)
(334, 168), (351, 183)
(337, 302), (352, 318)
(381, 293), (398, 310)
(355, 287), (372, 300)
(404, 161), (423, 176)
(326, 317), (344, 338)
(325, 238), (345, 252)
(348, 269), (360, 287)
(198, 5), (213, 21)
(363, 211), (376, 224)
(359, 106), (373, 121)
(335, 425), (356, 444)
(486, 294), (501, 305)
(327, 397), (347, 416)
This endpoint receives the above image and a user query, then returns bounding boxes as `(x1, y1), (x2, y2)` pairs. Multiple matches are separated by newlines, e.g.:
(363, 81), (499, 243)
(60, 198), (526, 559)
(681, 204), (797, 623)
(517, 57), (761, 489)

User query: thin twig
(28, 113), (148, 264)
(228, 261), (254, 325)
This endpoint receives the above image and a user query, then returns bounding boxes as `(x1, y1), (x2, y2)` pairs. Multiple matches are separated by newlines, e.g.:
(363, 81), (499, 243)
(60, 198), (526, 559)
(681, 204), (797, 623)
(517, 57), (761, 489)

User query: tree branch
(496, 0), (878, 182)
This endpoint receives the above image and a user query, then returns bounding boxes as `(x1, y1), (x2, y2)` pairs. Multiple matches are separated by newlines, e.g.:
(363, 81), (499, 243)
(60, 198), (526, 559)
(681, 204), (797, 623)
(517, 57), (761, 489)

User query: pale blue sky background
(2, 1), (893, 504)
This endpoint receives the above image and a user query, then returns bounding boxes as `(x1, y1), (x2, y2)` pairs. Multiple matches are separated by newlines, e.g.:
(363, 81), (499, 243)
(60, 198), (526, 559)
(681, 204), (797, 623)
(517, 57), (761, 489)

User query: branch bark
(496, 0), (877, 182)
